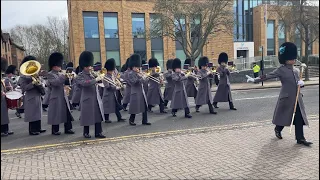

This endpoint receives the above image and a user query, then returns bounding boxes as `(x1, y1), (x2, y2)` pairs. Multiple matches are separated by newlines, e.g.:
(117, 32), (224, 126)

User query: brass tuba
(20, 60), (42, 85)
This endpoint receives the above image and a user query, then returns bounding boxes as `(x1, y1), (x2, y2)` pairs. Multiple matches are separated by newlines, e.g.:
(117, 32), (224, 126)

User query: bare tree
(271, 0), (319, 80)
(9, 16), (69, 70)
(149, 0), (234, 65)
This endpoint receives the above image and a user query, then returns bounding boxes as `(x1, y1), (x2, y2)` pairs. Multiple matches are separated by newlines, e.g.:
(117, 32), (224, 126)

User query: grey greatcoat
(18, 75), (43, 122)
(170, 72), (189, 109)
(122, 70), (131, 105)
(77, 71), (105, 126)
(213, 66), (233, 102)
(127, 71), (148, 114)
(195, 69), (213, 105)
(47, 70), (73, 125)
(147, 71), (163, 105)
(102, 73), (118, 114)
(1, 77), (9, 125)
(71, 77), (82, 105)
(163, 70), (174, 101)
(42, 80), (51, 106)
(255, 64), (308, 126)
(185, 76), (197, 98)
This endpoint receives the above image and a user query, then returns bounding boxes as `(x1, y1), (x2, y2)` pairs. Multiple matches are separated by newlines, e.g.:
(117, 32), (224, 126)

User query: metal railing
(231, 56), (279, 71)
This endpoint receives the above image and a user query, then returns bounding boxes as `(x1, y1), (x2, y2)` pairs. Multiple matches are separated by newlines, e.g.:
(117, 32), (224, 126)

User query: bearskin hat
(218, 52), (228, 64)
(5, 65), (17, 74)
(184, 58), (191, 65)
(121, 64), (127, 72)
(129, 54), (141, 68)
(141, 60), (146, 65)
(75, 66), (81, 75)
(20, 55), (37, 67)
(105, 58), (116, 71)
(79, 51), (94, 68)
(66, 62), (74, 68)
(278, 42), (297, 64)
(148, 58), (159, 68)
(166, 59), (173, 70)
(172, 58), (182, 71)
(198, 56), (209, 68)
(1, 57), (8, 72)
(48, 52), (64, 70)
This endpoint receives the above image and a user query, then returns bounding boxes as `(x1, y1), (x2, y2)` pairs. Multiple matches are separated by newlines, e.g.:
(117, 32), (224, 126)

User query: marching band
(0, 41), (313, 146)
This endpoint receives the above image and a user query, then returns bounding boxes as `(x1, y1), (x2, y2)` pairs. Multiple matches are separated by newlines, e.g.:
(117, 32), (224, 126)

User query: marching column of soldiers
(0, 41), (313, 146)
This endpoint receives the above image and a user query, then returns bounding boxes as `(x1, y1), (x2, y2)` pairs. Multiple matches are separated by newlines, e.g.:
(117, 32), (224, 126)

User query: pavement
(1, 119), (319, 179)
(1, 85), (319, 151)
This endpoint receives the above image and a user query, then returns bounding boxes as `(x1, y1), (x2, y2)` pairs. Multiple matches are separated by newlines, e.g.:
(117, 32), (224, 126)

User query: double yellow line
(2, 115), (318, 155)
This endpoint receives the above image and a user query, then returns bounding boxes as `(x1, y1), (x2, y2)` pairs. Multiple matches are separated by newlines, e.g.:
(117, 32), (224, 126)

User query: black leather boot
(213, 102), (219, 108)
(297, 139), (313, 146)
(274, 128), (282, 139)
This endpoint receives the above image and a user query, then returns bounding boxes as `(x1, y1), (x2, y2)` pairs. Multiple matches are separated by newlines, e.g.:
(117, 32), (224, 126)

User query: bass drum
(6, 91), (23, 110)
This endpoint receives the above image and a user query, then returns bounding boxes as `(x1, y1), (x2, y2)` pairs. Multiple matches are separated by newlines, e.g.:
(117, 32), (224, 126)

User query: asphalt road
(1, 85), (319, 150)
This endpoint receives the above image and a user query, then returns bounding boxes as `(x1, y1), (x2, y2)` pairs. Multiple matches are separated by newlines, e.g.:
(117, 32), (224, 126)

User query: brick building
(1, 32), (12, 65)
(11, 42), (26, 67)
(67, 0), (234, 69)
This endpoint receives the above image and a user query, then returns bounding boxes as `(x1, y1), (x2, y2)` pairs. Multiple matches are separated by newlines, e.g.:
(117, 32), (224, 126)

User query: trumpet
(183, 69), (201, 80)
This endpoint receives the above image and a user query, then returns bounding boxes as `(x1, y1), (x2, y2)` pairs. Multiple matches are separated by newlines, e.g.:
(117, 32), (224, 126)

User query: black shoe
(52, 131), (61, 135)
(1, 132), (8, 137)
(65, 130), (75, 134)
(29, 132), (40, 135)
(39, 129), (46, 133)
(83, 133), (91, 138)
(7, 131), (14, 135)
(230, 107), (237, 110)
(95, 133), (106, 138)
(195, 108), (200, 112)
(297, 139), (313, 146)
(117, 118), (126, 122)
(123, 108), (128, 111)
(210, 111), (217, 114)
(275, 128), (282, 139)
(42, 108), (47, 112)
(160, 111), (167, 113)
(172, 112), (177, 117)
(213, 103), (219, 108)
(105, 120), (112, 123)
(129, 121), (136, 126)
(142, 122), (151, 125)
(185, 114), (192, 118)
(15, 112), (22, 118)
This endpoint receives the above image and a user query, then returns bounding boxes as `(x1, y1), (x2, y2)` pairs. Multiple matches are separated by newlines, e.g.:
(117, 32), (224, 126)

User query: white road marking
(235, 95), (279, 101)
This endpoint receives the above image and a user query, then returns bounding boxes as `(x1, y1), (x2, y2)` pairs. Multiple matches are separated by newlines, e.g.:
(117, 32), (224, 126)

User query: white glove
(116, 87), (121, 90)
(246, 75), (255, 83)
(297, 80), (304, 86)
(95, 76), (102, 82)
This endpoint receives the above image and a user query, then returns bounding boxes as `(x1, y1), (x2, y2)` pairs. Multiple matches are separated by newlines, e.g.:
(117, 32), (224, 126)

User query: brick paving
(1, 120), (319, 179)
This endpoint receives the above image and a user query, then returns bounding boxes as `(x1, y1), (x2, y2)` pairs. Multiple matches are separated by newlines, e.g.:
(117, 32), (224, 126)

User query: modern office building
(67, 0), (234, 69)
(68, 0), (319, 68)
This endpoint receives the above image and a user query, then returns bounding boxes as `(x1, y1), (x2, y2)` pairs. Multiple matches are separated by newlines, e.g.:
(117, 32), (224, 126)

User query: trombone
(139, 66), (162, 84)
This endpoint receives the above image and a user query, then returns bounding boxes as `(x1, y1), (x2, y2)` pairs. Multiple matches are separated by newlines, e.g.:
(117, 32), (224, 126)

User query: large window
(174, 17), (186, 37)
(278, 21), (285, 48)
(151, 51), (164, 72)
(104, 13), (118, 38)
(83, 12), (99, 38)
(106, 51), (120, 69)
(150, 14), (162, 38)
(190, 16), (201, 38)
(176, 50), (186, 62)
(132, 14), (145, 38)
(295, 27), (301, 57)
(92, 52), (101, 64)
(267, 20), (275, 55)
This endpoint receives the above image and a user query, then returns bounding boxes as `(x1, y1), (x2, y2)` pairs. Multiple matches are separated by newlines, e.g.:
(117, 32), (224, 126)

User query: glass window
(132, 14), (145, 38)
(92, 52), (101, 64)
(104, 14), (118, 38)
(151, 51), (164, 72)
(267, 20), (275, 39)
(176, 50), (186, 62)
(106, 51), (120, 67)
(83, 15), (99, 38)
(278, 21), (285, 39)
(150, 14), (162, 38)
(190, 16), (201, 37)
(267, 20), (275, 55)
(134, 51), (147, 62)
(174, 17), (186, 36)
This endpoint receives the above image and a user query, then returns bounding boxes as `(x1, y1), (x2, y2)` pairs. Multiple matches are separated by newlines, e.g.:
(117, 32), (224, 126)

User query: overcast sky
(1, 1), (68, 31)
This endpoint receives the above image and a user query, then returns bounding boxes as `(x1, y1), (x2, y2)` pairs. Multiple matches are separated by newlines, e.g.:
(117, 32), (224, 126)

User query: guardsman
(1, 58), (14, 137)
(163, 59), (174, 108)
(18, 56), (47, 135)
(171, 58), (192, 118)
(212, 53), (237, 110)
(127, 54), (151, 126)
(184, 58), (198, 100)
(147, 58), (166, 113)
(47, 52), (75, 135)
(247, 42), (312, 146)
(195, 57), (217, 114)
(103, 58), (126, 123)
(4, 65), (22, 118)
(76, 51), (106, 138)
(71, 66), (82, 109)
(121, 58), (131, 111)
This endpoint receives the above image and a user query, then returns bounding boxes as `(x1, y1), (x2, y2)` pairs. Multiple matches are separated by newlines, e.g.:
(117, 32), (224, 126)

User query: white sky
(1, 1), (68, 31)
